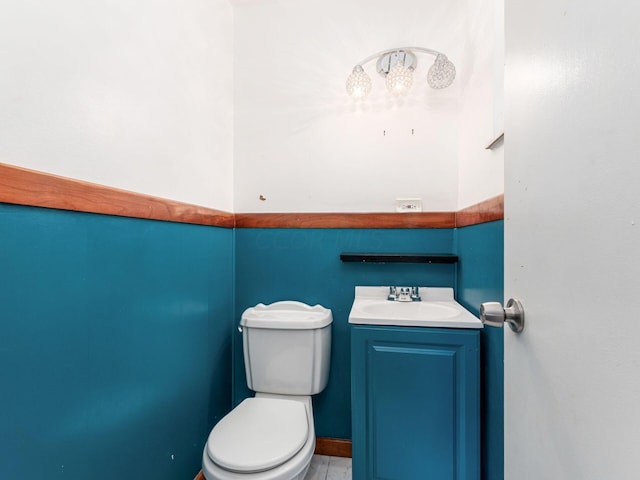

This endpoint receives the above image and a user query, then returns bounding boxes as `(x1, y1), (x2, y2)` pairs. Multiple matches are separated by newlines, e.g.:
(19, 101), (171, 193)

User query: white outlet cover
(396, 198), (422, 212)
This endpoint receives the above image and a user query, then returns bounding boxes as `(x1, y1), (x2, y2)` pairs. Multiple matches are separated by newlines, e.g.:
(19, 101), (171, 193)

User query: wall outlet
(396, 198), (422, 213)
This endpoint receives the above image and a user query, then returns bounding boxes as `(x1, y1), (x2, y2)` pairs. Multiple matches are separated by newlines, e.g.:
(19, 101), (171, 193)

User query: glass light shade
(346, 66), (372, 100)
(427, 54), (456, 89)
(385, 63), (413, 96)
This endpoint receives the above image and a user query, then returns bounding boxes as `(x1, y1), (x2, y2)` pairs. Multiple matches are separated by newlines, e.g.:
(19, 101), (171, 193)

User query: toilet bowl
(201, 301), (332, 480)
(202, 394), (315, 480)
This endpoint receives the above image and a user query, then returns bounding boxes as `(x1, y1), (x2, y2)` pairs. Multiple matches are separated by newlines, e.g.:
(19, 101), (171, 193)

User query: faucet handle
(410, 287), (421, 301)
(388, 286), (398, 301)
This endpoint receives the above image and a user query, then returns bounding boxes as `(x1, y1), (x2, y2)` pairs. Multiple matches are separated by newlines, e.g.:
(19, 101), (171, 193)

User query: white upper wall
(0, 0), (234, 211)
(233, 0), (470, 213)
(457, 0), (504, 209)
(1, 0), (502, 213)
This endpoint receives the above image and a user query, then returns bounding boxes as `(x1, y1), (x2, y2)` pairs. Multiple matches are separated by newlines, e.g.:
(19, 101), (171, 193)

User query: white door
(504, 1), (640, 479)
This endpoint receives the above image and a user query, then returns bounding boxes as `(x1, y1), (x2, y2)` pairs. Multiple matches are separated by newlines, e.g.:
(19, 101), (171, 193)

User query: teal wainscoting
(234, 228), (457, 439)
(0, 203), (233, 480)
(455, 220), (505, 480)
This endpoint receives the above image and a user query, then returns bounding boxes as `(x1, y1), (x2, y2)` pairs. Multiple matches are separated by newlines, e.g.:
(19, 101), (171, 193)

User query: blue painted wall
(234, 228), (457, 439)
(0, 203), (234, 480)
(455, 220), (504, 480)
(0, 203), (503, 479)
(234, 224), (504, 477)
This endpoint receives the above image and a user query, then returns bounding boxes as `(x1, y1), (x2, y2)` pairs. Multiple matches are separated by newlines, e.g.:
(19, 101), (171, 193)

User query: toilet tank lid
(240, 301), (333, 329)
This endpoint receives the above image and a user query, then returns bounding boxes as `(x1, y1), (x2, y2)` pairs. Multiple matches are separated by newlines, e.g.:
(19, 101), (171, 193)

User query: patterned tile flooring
(305, 455), (352, 480)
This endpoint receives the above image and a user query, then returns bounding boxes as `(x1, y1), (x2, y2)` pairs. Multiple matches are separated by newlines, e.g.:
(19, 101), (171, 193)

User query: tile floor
(305, 455), (352, 480)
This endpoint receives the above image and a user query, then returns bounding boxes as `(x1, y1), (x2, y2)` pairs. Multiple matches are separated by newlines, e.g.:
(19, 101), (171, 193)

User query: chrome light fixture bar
(346, 46), (456, 100)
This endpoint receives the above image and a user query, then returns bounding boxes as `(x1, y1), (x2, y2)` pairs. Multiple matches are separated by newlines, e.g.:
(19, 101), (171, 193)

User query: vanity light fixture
(346, 47), (456, 100)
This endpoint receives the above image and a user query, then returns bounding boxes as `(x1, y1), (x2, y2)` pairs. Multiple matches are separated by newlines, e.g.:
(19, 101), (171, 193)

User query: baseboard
(194, 471), (205, 480)
(314, 437), (352, 458)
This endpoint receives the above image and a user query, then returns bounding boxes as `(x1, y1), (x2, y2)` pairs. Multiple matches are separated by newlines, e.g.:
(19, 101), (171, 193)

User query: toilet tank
(240, 301), (332, 395)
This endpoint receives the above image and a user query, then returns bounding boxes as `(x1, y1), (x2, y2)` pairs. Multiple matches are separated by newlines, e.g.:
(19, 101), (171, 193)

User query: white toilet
(202, 301), (333, 480)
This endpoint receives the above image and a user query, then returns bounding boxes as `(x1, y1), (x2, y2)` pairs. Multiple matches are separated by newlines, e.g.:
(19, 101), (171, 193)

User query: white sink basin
(348, 286), (483, 329)
(358, 301), (460, 319)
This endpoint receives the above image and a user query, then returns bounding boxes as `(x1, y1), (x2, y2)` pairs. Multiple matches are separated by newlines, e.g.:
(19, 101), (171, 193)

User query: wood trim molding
(0, 163), (235, 228)
(1, 163), (502, 229)
(235, 212), (456, 229)
(314, 437), (352, 458)
(193, 471), (205, 480)
(455, 194), (504, 228)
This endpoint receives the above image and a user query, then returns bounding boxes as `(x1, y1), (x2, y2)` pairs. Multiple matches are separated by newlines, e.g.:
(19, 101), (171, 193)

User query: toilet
(202, 301), (333, 480)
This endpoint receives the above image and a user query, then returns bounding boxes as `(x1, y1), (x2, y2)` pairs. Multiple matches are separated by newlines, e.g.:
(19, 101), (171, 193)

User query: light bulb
(385, 63), (413, 96)
(346, 65), (372, 100)
(427, 54), (456, 89)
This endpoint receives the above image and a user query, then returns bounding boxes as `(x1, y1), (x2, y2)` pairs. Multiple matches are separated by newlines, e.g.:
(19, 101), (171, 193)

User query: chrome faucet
(388, 286), (421, 302)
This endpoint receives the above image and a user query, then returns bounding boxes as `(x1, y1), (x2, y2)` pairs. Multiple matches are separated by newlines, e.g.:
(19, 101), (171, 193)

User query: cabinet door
(351, 326), (480, 480)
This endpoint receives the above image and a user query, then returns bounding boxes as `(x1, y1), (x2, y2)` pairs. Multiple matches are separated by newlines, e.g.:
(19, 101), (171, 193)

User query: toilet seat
(206, 397), (309, 473)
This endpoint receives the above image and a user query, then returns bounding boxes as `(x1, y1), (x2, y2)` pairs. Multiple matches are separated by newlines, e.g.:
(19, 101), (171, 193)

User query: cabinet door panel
(352, 326), (479, 480)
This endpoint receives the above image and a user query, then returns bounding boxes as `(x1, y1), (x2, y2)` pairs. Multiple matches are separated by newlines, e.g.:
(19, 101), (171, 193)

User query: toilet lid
(207, 398), (309, 473)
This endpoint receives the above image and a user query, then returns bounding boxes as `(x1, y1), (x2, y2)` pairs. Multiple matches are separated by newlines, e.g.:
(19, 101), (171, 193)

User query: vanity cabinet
(351, 325), (480, 480)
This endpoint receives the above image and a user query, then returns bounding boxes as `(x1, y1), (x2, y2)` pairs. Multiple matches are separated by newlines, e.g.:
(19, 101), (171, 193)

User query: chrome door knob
(480, 299), (525, 333)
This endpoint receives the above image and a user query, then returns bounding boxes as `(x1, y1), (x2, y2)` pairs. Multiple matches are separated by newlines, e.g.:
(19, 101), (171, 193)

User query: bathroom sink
(348, 286), (483, 329)
(358, 301), (459, 319)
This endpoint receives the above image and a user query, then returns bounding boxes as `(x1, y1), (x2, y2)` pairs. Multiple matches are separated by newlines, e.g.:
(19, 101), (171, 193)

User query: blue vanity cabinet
(351, 325), (480, 480)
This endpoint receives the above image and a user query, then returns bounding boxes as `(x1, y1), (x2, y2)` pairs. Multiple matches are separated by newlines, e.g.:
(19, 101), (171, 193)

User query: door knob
(480, 299), (525, 333)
